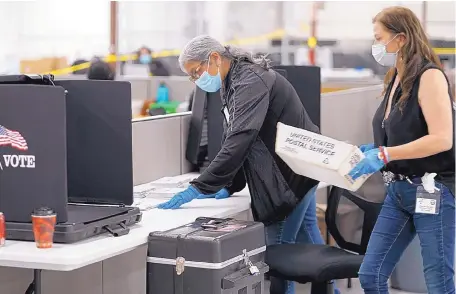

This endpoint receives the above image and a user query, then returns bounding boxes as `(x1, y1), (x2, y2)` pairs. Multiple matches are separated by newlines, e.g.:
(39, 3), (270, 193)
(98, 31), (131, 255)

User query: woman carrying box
(348, 6), (455, 294)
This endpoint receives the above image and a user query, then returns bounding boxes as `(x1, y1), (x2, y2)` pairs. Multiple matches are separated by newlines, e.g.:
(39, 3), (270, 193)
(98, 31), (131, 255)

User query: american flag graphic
(0, 125), (28, 151)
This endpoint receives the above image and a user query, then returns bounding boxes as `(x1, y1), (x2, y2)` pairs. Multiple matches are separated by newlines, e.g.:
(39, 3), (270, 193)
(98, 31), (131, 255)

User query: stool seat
(266, 244), (364, 284)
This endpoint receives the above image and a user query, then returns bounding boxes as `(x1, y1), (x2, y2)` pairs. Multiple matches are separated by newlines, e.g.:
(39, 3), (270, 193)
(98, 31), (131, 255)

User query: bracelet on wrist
(378, 146), (389, 164)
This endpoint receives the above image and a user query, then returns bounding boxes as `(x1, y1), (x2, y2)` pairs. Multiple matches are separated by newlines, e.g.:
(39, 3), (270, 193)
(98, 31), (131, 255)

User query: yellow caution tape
(47, 29), (286, 76)
(307, 37), (318, 49)
(46, 29), (455, 76)
(434, 48), (456, 55)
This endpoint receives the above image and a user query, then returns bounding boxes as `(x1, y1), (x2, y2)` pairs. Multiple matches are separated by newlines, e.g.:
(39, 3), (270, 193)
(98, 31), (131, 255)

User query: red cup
(31, 207), (56, 249)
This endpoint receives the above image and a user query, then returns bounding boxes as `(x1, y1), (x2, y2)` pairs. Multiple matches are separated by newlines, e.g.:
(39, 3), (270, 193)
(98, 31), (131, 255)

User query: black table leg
(34, 269), (42, 294)
(25, 282), (34, 294)
(25, 269), (42, 294)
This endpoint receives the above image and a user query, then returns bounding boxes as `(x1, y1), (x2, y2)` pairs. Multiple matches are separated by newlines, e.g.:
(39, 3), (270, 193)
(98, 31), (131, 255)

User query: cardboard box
(275, 122), (369, 191)
(20, 57), (68, 74)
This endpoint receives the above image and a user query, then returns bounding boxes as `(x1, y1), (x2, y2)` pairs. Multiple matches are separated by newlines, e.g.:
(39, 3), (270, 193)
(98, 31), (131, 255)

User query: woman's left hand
(197, 188), (230, 200)
(348, 148), (386, 180)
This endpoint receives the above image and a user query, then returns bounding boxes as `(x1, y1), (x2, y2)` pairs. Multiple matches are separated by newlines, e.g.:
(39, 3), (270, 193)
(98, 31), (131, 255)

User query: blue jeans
(359, 179), (455, 294)
(265, 186), (329, 294)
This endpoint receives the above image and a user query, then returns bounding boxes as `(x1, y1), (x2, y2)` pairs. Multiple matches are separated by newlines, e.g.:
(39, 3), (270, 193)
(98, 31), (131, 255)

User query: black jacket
(191, 59), (320, 224)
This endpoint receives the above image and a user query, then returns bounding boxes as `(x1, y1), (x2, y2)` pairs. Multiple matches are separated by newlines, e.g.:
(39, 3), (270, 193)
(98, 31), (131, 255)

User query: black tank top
(372, 62), (455, 178)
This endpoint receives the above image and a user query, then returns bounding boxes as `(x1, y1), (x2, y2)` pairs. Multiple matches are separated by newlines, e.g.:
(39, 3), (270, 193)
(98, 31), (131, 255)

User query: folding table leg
(34, 269), (42, 294)
(25, 282), (34, 294)
(24, 269), (42, 294)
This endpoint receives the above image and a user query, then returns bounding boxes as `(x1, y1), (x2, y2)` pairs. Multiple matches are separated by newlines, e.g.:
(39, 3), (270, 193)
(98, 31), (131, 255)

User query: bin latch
(176, 257), (185, 275)
(242, 249), (259, 276)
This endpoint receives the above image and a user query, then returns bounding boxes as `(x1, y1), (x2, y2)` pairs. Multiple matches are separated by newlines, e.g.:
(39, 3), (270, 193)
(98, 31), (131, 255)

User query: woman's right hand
(359, 143), (375, 153)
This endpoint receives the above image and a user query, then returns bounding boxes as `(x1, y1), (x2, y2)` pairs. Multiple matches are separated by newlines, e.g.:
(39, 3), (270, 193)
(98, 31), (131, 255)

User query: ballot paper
(132, 198), (164, 211)
(133, 173), (199, 199)
(147, 187), (187, 198)
(149, 173), (199, 188)
(134, 185), (186, 199)
(275, 122), (371, 191)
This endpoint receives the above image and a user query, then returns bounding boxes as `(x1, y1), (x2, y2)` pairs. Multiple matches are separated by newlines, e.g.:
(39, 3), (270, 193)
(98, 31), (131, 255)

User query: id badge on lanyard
(415, 185), (441, 215)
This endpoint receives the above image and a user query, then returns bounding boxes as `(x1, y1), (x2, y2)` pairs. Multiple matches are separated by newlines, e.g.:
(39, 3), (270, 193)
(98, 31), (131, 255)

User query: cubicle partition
(118, 76), (150, 101)
(321, 84), (382, 145)
(132, 112), (193, 186)
(56, 75), (195, 117)
(322, 80), (383, 93)
(57, 75), (194, 102)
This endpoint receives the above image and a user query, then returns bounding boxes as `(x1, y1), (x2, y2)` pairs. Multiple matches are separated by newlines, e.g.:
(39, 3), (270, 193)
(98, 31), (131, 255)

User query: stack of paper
(133, 173), (200, 199)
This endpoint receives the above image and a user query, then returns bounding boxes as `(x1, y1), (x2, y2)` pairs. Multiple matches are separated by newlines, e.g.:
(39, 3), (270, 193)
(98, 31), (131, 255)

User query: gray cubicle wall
(118, 76), (150, 102)
(322, 80), (382, 90)
(57, 75), (151, 102)
(317, 84), (382, 204)
(132, 112), (193, 186)
(57, 75), (194, 103)
(321, 84), (383, 146)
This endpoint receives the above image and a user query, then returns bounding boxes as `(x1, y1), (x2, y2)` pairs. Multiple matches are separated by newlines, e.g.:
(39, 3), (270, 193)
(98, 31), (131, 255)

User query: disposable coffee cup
(31, 207), (56, 249)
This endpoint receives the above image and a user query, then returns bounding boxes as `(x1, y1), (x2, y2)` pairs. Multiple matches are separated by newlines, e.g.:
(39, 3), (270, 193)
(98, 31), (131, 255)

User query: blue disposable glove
(197, 188), (230, 200)
(359, 143), (375, 153)
(348, 148), (386, 181)
(157, 185), (200, 209)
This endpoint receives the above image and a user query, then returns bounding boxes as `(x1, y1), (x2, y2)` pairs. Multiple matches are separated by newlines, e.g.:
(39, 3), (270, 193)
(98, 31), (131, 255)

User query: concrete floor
(266, 279), (421, 294)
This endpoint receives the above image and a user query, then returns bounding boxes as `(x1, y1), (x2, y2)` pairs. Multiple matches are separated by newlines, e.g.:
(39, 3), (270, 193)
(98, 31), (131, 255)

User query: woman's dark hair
(87, 61), (115, 80)
(373, 6), (442, 109)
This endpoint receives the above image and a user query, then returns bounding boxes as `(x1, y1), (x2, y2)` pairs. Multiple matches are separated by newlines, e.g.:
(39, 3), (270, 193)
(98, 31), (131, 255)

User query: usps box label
(275, 122), (369, 191)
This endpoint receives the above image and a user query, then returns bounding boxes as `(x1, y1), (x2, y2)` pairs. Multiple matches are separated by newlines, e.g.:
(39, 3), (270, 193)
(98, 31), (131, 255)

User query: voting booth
(0, 77), (141, 243)
(0, 84), (69, 223)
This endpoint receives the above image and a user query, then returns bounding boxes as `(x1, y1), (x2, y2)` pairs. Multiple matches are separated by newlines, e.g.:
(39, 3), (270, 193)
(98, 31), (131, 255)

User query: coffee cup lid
(32, 207), (55, 216)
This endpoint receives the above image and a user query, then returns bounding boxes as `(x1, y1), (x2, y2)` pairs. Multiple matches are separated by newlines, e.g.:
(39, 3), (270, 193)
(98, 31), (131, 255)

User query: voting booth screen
(0, 85), (69, 223)
(274, 65), (321, 129)
(56, 80), (134, 206)
(186, 87), (206, 165)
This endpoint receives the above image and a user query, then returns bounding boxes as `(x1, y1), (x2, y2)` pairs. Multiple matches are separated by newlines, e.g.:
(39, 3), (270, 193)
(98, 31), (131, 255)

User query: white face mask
(372, 34), (399, 67)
